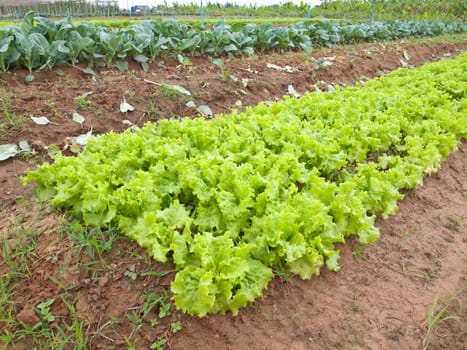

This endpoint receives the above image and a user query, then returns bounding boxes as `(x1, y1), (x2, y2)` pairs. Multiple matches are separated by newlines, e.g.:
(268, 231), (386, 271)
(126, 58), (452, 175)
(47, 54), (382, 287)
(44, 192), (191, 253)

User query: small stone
(16, 305), (40, 326)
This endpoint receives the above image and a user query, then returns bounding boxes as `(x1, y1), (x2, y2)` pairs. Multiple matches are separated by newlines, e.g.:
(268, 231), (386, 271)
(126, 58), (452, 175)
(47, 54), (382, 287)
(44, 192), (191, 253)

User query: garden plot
(1, 36), (466, 349)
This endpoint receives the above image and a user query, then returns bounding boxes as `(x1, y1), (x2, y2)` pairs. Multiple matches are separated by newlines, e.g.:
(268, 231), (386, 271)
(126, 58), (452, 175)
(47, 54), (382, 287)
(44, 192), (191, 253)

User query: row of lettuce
(1, 12), (466, 75)
(24, 53), (467, 316)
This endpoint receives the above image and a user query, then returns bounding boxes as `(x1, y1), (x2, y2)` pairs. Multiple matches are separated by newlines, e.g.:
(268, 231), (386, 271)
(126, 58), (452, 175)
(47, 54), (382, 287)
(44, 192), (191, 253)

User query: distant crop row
(2, 0), (464, 22)
(314, 0), (466, 22)
(1, 12), (466, 80)
(0, 17), (317, 30)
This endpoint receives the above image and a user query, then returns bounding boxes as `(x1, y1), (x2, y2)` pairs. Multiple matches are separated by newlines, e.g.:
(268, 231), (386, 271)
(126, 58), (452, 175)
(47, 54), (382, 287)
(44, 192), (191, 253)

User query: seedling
(34, 298), (56, 324)
(212, 58), (230, 81)
(150, 338), (167, 350)
(171, 320), (182, 333)
(124, 264), (138, 280)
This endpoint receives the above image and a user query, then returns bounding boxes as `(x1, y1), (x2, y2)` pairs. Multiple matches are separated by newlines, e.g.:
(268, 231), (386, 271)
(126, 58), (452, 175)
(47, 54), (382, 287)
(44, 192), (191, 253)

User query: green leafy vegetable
(1, 12), (466, 73)
(23, 53), (467, 316)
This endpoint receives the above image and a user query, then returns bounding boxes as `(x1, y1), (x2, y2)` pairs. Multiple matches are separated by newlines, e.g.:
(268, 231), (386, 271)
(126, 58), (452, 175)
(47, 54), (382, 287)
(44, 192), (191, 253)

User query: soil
(1, 37), (466, 349)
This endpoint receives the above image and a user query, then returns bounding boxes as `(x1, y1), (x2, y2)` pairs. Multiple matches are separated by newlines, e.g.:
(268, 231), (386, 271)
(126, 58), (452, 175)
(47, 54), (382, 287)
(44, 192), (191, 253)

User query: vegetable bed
(24, 53), (466, 317)
(1, 12), (466, 79)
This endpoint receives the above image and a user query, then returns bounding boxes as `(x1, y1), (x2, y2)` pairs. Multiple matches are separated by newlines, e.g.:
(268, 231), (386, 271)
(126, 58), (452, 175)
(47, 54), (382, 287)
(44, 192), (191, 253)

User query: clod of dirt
(16, 305), (40, 326)
(0, 235), (21, 258)
(75, 295), (90, 316)
(5, 238), (20, 252)
(98, 274), (110, 288)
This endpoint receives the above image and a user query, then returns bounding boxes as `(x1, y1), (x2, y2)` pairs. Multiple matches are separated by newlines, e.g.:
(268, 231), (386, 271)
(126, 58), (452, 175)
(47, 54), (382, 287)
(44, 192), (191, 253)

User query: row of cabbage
(1, 12), (466, 76)
(24, 53), (467, 316)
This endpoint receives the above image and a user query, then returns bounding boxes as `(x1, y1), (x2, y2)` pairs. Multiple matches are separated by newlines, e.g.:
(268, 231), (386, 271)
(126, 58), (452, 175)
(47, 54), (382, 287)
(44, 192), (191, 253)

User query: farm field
(0, 28), (466, 350)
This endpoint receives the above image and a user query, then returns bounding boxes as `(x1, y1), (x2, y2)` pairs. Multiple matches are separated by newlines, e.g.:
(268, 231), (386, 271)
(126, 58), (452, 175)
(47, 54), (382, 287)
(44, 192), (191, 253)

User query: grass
(404, 33), (467, 45)
(0, 88), (26, 143)
(352, 243), (368, 260)
(158, 84), (183, 100)
(422, 288), (464, 350)
(143, 101), (162, 121)
(64, 221), (117, 261)
(73, 92), (93, 110)
(0, 203), (182, 349)
(0, 227), (90, 349)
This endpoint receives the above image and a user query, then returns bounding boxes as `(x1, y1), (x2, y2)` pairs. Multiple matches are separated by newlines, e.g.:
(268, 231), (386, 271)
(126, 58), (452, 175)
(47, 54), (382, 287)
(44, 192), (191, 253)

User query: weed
(171, 320), (182, 333)
(291, 312), (301, 321)
(273, 265), (293, 284)
(142, 292), (170, 320)
(159, 301), (171, 319)
(127, 310), (143, 333)
(423, 270), (433, 286)
(141, 269), (173, 279)
(150, 337), (167, 350)
(0, 88), (26, 142)
(73, 92), (92, 110)
(212, 58), (230, 81)
(3, 230), (37, 279)
(1, 269), (89, 349)
(34, 298), (56, 324)
(124, 88), (136, 97)
(143, 101), (162, 121)
(422, 290), (463, 350)
(43, 99), (61, 118)
(159, 84), (181, 100)
(352, 244), (367, 260)
(124, 264), (138, 281)
(123, 335), (138, 349)
(64, 221), (117, 261)
(401, 228), (415, 249)
(0, 273), (16, 330)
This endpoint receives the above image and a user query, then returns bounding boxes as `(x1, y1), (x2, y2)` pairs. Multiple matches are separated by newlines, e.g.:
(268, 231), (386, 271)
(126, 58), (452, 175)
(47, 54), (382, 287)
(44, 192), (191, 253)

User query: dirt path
(1, 37), (466, 349)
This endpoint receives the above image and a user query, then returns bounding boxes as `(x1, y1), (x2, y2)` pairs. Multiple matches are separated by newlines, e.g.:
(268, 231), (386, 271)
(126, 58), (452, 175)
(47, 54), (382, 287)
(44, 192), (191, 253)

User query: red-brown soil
(1, 37), (466, 349)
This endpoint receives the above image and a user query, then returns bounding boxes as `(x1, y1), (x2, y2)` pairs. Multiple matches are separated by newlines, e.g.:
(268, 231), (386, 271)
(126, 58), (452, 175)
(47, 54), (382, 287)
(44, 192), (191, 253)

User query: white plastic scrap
(196, 105), (213, 118)
(0, 144), (19, 161)
(287, 85), (301, 98)
(120, 97), (135, 113)
(30, 116), (51, 125)
(72, 112), (85, 125)
(75, 129), (93, 146)
(161, 83), (192, 96)
(19, 140), (31, 152)
(267, 63), (298, 73)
